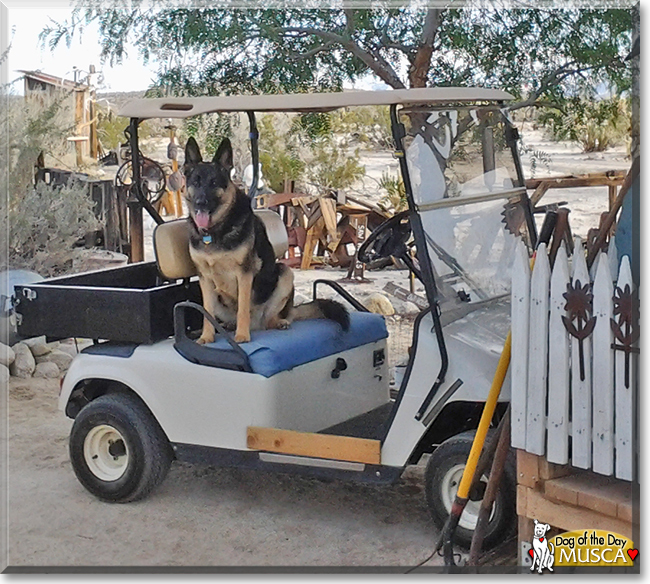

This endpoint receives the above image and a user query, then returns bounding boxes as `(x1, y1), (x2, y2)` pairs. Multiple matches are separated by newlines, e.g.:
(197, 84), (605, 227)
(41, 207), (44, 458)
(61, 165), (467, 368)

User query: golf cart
(14, 88), (537, 549)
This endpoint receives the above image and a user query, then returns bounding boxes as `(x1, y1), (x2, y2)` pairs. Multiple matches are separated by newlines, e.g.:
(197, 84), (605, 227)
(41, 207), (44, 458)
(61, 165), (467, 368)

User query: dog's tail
(292, 299), (350, 331)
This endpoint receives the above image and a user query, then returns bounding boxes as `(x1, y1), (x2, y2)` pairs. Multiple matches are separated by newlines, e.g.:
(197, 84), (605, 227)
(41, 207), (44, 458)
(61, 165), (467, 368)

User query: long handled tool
(439, 212), (558, 567)
(468, 406), (512, 565)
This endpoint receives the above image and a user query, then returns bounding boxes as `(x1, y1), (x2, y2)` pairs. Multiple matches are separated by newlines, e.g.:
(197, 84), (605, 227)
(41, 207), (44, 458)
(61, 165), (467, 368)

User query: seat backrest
(154, 219), (197, 280)
(255, 209), (289, 260)
(154, 210), (289, 280)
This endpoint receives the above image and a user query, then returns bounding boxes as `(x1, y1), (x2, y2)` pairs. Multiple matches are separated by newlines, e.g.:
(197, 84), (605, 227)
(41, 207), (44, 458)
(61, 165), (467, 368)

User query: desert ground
(3, 124), (630, 570)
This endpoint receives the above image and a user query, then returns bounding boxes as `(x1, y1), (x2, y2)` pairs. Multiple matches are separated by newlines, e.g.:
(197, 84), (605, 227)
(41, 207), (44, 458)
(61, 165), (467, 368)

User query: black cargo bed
(14, 261), (201, 344)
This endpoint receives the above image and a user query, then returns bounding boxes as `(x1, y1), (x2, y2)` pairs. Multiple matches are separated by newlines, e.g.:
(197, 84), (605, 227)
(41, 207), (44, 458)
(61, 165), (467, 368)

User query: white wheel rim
(83, 424), (129, 481)
(440, 464), (494, 531)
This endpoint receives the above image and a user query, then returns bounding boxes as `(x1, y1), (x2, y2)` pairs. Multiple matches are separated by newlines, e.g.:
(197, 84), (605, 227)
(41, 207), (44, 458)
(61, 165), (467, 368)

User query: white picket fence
(511, 237), (637, 481)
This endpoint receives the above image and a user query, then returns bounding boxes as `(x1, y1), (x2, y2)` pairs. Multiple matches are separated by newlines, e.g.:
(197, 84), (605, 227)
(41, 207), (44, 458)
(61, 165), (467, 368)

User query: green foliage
(180, 113), (235, 160)
(378, 172), (407, 214)
(42, 3), (633, 104)
(330, 106), (393, 149)
(306, 139), (365, 194)
(96, 109), (129, 150)
(256, 113), (363, 195)
(539, 97), (631, 152)
(518, 144), (553, 179)
(257, 114), (305, 193)
(295, 112), (331, 140)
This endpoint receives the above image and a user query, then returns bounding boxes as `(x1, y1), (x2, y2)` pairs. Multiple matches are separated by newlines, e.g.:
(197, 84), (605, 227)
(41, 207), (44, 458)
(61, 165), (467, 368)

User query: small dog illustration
(530, 519), (554, 573)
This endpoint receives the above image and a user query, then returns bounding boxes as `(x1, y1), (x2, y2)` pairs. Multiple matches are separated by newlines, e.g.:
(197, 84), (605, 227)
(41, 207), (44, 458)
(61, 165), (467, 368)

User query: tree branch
(286, 40), (335, 62)
(409, 9), (442, 88)
(281, 25), (406, 89)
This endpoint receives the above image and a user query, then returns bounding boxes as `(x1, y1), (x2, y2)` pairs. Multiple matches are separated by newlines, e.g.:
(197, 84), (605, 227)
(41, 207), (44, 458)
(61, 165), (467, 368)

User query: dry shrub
(4, 180), (99, 277)
(1, 86), (99, 276)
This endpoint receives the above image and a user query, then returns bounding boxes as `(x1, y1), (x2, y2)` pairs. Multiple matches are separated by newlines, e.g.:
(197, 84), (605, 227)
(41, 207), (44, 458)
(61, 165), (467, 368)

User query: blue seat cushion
(206, 312), (388, 378)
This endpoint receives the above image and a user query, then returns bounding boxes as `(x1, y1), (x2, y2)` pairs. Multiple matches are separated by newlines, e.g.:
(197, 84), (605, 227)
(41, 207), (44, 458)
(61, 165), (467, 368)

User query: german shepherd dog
(184, 137), (349, 344)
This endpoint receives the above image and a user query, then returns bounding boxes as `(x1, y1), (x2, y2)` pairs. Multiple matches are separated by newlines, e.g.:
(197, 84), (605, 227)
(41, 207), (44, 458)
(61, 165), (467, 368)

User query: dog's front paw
(276, 319), (290, 330)
(234, 332), (250, 343)
(197, 334), (215, 345)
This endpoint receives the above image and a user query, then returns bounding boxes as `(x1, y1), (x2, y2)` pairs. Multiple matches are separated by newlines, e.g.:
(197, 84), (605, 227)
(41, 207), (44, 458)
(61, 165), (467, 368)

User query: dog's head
(183, 137), (235, 231)
(533, 519), (551, 538)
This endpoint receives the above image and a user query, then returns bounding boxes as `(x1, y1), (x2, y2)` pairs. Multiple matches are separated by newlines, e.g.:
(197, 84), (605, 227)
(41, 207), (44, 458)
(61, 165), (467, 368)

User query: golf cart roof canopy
(118, 87), (514, 119)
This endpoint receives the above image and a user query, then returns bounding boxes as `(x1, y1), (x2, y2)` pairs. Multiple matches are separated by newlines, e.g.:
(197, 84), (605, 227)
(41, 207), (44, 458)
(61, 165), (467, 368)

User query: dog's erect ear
(213, 138), (233, 171)
(185, 137), (203, 166)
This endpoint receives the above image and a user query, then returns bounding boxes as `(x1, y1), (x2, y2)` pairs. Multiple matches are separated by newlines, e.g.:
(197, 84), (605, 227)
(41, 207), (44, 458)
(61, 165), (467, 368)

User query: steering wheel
(115, 155), (167, 204)
(357, 211), (412, 264)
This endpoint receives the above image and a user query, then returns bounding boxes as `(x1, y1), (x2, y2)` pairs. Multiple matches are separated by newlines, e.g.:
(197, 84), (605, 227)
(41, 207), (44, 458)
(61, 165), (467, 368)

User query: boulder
(0, 342), (15, 368)
(0, 364), (9, 386)
(9, 342), (35, 378)
(55, 342), (81, 358)
(22, 336), (52, 357)
(365, 293), (395, 316)
(33, 361), (61, 379)
(35, 350), (73, 372)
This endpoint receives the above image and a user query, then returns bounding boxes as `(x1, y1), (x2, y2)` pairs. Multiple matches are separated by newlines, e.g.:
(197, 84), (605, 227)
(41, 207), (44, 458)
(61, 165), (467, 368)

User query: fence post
(547, 243), (571, 464)
(570, 242), (592, 469)
(614, 256), (635, 481)
(526, 243), (550, 455)
(511, 240), (531, 449)
(592, 252), (615, 475)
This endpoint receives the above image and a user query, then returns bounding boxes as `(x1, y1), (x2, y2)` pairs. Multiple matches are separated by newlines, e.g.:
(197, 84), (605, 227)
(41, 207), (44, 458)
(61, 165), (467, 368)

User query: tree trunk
(408, 9), (442, 88)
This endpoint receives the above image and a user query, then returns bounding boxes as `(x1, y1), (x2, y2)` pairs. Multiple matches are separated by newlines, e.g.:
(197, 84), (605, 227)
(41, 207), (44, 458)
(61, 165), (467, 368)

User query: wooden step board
(247, 426), (381, 465)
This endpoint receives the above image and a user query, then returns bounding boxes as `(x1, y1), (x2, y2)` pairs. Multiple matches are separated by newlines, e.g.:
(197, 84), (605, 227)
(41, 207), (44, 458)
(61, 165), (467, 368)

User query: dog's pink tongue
(194, 211), (210, 230)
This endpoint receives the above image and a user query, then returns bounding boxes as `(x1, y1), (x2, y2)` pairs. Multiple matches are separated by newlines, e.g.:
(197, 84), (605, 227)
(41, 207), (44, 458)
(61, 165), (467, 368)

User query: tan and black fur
(184, 137), (349, 344)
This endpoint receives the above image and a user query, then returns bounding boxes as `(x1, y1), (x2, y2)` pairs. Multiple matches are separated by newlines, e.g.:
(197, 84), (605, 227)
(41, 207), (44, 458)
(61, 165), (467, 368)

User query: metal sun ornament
(610, 284), (640, 389)
(500, 200), (526, 238)
(562, 279), (597, 381)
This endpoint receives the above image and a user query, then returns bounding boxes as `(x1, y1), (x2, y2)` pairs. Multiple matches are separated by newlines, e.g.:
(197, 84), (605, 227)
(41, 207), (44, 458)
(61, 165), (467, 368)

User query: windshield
(402, 106), (530, 304)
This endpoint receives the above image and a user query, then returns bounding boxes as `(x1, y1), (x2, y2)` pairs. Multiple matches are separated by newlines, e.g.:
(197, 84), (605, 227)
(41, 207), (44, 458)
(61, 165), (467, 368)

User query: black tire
(69, 393), (173, 503)
(424, 430), (516, 550)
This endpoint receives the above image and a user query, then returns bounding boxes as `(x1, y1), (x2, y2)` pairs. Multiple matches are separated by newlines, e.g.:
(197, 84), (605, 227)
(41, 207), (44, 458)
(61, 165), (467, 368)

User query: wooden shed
(19, 69), (98, 163)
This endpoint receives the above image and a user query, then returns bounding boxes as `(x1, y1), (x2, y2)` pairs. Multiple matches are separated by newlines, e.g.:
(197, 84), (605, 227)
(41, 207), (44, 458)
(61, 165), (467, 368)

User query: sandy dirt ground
(6, 375), (443, 570)
(3, 123), (630, 571)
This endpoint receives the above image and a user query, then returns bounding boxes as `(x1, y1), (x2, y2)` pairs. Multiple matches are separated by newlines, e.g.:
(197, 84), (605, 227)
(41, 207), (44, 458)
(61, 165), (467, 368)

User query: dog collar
(192, 218), (212, 244)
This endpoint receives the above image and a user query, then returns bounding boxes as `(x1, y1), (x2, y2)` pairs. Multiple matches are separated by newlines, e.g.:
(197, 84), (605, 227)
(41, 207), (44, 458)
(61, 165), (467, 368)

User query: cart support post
(125, 117), (165, 262)
(389, 104), (448, 416)
(247, 111), (260, 203)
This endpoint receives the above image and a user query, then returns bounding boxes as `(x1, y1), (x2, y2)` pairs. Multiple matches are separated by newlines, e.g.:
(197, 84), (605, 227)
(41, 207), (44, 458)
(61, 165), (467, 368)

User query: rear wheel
(424, 431), (516, 549)
(69, 393), (173, 503)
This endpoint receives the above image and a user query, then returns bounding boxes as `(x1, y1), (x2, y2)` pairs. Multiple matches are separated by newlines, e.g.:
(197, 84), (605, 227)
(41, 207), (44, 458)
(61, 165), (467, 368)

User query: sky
(5, 5), (159, 94)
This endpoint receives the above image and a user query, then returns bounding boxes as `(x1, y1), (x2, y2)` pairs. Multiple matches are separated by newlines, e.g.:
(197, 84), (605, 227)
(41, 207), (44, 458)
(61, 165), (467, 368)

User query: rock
(33, 361), (61, 379)
(22, 336), (52, 357)
(0, 364), (9, 386)
(0, 342), (15, 367)
(55, 343), (80, 358)
(9, 343), (36, 378)
(365, 293), (395, 316)
(35, 350), (73, 372)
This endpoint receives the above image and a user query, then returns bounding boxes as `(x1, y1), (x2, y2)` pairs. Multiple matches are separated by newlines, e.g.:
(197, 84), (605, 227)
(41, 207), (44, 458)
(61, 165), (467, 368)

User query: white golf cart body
(50, 88), (530, 485)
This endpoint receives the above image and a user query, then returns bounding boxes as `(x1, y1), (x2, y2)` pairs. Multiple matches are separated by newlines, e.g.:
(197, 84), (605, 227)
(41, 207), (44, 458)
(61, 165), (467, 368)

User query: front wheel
(69, 392), (173, 503)
(424, 431), (516, 549)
